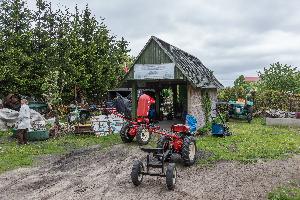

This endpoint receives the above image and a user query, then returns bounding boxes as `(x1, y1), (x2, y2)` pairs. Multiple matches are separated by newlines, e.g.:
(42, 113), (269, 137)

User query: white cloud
(27, 0), (300, 86)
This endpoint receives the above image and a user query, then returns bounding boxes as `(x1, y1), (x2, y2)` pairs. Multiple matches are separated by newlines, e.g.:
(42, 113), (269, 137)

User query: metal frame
(140, 147), (171, 177)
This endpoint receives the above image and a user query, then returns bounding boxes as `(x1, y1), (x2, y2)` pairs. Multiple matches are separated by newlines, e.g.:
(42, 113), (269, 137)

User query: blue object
(148, 107), (156, 119)
(186, 114), (197, 133)
(212, 123), (225, 135)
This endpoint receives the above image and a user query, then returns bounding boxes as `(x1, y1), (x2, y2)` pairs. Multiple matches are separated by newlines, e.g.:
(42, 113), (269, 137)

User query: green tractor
(227, 100), (254, 123)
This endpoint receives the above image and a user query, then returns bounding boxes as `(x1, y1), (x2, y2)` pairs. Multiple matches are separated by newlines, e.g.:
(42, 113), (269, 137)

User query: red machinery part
(137, 94), (155, 117)
(172, 138), (183, 153)
(137, 117), (149, 124)
(128, 126), (138, 136)
(171, 124), (190, 133)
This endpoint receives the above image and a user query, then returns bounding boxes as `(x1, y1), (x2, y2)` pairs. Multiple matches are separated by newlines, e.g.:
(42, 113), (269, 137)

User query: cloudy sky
(27, 0), (300, 86)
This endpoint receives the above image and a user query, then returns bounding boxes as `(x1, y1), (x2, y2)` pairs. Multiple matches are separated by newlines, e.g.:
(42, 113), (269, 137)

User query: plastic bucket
(212, 123), (224, 135)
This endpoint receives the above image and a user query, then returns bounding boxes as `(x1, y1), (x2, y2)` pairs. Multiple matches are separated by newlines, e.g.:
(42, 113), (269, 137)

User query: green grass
(268, 184), (300, 200)
(197, 118), (300, 164)
(0, 131), (121, 173)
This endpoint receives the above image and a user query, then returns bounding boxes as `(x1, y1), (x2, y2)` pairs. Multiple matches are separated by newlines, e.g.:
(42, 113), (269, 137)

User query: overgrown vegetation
(197, 118), (300, 164)
(218, 62), (300, 112)
(201, 91), (212, 124)
(0, 131), (121, 173)
(0, 0), (132, 102)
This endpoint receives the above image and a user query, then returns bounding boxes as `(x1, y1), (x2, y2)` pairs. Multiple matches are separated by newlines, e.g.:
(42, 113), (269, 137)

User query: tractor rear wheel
(181, 136), (197, 166)
(136, 126), (151, 145)
(246, 107), (253, 123)
(131, 160), (144, 186)
(120, 123), (134, 143)
(166, 163), (177, 190)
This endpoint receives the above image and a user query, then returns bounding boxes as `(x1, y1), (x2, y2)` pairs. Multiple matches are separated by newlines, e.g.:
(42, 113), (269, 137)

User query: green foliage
(201, 91), (212, 123)
(255, 90), (300, 111)
(268, 185), (300, 200)
(234, 75), (251, 91)
(218, 87), (248, 102)
(41, 70), (63, 107)
(197, 122), (212, 135)
(258, 62), (300, 94)
(0, 130), (121, 173)
(218, 62), (300, 112)
(196, 118), (300, 164)
(0, 0), (131, 103)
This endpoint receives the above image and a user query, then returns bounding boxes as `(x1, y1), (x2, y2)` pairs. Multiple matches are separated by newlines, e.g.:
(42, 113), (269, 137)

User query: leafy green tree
(234, 75), (251, 89)
(258, 62), (300, 94)
(0, 0), (131, 104)
(0, 0), (33, 96)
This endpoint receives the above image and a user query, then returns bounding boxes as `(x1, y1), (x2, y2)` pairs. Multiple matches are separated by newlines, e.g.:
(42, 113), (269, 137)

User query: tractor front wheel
(120, 123), (134, 143)
(166, 163), (177, 190)
(136, 126), (151, 145)
(181, 136), (197, 166)
(131, 160), (144, 186)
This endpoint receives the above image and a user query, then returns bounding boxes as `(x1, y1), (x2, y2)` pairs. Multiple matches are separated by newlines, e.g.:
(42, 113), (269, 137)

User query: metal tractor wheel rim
(189, 142), (196, 160)
(141, 129), (150, 141)
(173, 168), (177, 185)
(138, 171), (143, 182)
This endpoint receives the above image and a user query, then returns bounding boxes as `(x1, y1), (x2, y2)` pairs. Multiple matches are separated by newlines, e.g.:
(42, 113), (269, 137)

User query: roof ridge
(153, 36), (200, 61)
(151, 36), (223, 88)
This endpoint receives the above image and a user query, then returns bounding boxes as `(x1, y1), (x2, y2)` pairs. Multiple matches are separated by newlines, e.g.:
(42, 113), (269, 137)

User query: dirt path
(0, 144), (299, 200)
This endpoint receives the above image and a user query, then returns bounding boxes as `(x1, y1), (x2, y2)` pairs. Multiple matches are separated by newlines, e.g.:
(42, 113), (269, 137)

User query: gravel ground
(0, 144), (299, 200)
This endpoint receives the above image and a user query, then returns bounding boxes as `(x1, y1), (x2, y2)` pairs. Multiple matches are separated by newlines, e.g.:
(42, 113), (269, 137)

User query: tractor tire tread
(166, 163), (176, 190)
(131, 160), (143, 186)
(181, 136), (197, 166)
(120, 123), (133, 143)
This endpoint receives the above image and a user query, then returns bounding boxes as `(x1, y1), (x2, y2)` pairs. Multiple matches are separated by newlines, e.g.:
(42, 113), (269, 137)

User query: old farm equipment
(108, 94), (160, 145)
(131, 147), (177, 190)
(227, 99), (254, 123)
(130, 116), (197, 190)
(154, 115), (198, 166)
(211, 107), (231, 136)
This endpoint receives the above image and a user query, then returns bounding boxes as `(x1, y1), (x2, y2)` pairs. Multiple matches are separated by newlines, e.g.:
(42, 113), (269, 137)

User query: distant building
(244, 76), (260, 83)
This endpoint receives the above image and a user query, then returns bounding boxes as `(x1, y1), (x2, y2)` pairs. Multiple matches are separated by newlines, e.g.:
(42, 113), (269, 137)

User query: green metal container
(12, 129), (49, 141)
(28, 102), (48, 113)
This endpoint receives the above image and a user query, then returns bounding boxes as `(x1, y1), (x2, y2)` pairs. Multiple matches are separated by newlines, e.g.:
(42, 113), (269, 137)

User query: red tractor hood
(137, 94), (155, 117)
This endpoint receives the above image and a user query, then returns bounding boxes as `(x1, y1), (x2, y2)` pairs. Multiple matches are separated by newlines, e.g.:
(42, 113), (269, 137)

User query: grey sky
(27, 0), (300, 86)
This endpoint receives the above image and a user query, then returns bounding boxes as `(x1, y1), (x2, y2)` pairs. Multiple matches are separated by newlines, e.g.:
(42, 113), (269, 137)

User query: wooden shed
(122, 36), (223, 128)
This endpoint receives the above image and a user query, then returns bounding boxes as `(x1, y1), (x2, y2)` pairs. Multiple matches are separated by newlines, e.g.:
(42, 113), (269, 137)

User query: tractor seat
(140, 147), (163, 153)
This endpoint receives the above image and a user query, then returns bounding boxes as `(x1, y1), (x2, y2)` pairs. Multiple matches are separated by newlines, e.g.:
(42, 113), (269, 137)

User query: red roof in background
(244, 76), (260, 82)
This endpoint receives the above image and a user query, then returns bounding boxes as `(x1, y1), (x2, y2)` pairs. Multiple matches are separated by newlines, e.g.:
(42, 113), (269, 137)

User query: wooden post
(172, 85), (178, 117)
(131, 81), (137, 120)
(155, 88), (160, 120)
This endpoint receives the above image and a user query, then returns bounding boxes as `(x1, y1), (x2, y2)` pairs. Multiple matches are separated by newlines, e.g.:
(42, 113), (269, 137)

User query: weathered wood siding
(136, 40), (172, 64)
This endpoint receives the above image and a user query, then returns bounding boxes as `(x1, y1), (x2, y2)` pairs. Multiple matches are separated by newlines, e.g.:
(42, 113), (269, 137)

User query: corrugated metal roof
(152, 36), (223, 89)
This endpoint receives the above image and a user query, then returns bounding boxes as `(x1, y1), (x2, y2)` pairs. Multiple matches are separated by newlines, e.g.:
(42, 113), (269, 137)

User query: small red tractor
(110, 94), (159, 145)
(155, 120), (197, 166)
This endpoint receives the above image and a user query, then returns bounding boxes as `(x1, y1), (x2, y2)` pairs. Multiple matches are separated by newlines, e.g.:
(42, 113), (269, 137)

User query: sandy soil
(0, 144), (299, 200)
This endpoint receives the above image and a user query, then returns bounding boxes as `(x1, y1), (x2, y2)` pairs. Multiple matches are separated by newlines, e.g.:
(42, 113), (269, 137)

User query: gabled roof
(151, 36), (223, 89)
(244, 76), (260, 83)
